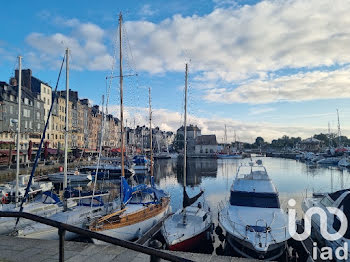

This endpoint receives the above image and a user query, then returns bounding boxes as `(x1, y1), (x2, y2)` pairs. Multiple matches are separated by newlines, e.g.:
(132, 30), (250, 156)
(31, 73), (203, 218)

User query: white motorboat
(47, 171), (92, 183)
(0, 175), (54, 204)
(154, 152), (172, 159)
(338, 157), (350, 168)
(218, 160), (290, 260)
(302, 189), (350, 261)
(79, 164), (135, 179)
(317, 157), (341, 165)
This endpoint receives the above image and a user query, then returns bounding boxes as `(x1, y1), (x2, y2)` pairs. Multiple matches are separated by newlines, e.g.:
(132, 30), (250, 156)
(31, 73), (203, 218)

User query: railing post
(59, 227), (66, 262)
(148, 239), (162, 262)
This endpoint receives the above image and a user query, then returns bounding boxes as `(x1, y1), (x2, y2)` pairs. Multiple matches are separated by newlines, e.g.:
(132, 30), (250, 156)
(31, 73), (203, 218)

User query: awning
(0, 150), (24, 156)
(47, 148), (57, 155)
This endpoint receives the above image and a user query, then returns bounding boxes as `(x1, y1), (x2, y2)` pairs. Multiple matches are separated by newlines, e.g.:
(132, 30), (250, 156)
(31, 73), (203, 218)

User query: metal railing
(0, 211), (193, 262)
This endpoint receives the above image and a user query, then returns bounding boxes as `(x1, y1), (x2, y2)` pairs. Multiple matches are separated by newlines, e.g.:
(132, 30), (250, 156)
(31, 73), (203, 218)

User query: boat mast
(149, 87), (153, 178)
(15, 56), (22, 207)
(119, 13), (125, 179)
(64, 48), (69, 196)
(91, 95), (105, 208)
(183, 63), (188, 209)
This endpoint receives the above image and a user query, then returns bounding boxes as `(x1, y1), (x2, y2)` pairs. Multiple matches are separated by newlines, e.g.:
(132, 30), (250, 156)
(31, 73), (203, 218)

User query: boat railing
(221, 208), (288, 244)
(0, 211), (192, 262)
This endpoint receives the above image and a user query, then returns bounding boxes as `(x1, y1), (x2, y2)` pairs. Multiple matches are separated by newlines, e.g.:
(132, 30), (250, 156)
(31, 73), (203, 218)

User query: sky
(1, 0), (350, 143)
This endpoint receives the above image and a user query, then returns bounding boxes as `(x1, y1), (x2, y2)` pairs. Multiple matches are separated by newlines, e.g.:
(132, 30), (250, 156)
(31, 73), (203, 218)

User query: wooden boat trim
(90, 197), (169, 231)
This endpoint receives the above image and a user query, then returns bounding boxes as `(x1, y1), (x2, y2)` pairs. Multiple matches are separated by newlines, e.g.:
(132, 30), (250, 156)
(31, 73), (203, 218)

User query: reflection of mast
(331, 168), (334, 192)
(224, 125), (227, 153)
(337, 109), (341, 147)
(328, 122), (332, 148)
(340, 170), (344, 190)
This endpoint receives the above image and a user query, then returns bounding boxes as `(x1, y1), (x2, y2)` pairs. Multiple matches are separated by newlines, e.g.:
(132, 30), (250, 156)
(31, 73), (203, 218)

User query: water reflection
(153, 157), (350, 216)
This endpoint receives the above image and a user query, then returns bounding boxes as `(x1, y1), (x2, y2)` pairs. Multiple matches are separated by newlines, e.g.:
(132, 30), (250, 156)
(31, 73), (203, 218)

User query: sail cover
(183, 189), (203, 209)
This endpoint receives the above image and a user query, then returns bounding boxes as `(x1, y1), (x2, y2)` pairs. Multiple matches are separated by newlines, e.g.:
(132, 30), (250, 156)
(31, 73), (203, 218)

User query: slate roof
(195, 135), (217, 145)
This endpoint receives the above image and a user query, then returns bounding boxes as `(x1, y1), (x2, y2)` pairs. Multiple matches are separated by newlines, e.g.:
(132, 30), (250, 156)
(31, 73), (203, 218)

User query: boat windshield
(230, 191), (280, 208)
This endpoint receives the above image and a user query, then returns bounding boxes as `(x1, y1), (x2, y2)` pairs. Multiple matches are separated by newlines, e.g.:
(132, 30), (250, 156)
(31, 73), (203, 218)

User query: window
(9, 105), (13, 114)
(36, 112), (40, 120)
(29, 121), (32, 129)
(43, 97), (46, 103)
(24, 121), (28, 129)
(24, 98), (29, 105)
(10, 95), (14, 101)
(23, 109), (30, 117)
(230, 191), (280, 208)
(37, 123), (41, 130)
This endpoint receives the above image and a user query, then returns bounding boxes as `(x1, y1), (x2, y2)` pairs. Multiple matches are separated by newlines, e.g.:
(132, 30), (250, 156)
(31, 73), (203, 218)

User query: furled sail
(183, 189), (203, 209)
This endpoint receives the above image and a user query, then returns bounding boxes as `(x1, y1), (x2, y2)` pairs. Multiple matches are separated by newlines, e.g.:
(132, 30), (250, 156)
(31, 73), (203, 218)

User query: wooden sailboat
(161, 64), (213, 251)
(88, 13), (170, 242)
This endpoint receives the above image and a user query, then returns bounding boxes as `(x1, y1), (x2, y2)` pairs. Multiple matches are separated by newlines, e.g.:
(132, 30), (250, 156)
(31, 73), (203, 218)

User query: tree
(172, 133), (184, 151)
(255, 137), (264, 147)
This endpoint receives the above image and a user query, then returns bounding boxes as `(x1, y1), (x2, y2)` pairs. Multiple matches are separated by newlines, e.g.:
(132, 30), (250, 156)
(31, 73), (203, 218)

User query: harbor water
(154, 156), (350, 219)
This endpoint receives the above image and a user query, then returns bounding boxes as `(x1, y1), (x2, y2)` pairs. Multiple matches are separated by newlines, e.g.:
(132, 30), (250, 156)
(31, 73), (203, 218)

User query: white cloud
(139, 4), (157, 17)
(122, 0), (350, 102)
(106, 104), (348, 143)
(249, 106), (275, 115)
(25, 20), (112, 71)
(203, 67), (350, 104)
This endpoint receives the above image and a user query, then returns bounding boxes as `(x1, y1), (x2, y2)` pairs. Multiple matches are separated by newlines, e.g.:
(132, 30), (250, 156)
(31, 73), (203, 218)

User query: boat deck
(0, 235), (259, 262)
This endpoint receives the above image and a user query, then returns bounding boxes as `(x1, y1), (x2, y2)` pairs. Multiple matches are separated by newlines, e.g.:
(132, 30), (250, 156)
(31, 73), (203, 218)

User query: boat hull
(90, 198), (170, 243)
(167, 223), (212, 251)
(226, 231), (286, 261)
(217, 155), (242, 159)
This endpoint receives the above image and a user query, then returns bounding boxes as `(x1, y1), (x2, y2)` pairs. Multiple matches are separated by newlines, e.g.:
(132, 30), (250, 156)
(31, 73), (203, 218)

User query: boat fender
(215, 225), (223, 236)
(137, 228), (142, 239)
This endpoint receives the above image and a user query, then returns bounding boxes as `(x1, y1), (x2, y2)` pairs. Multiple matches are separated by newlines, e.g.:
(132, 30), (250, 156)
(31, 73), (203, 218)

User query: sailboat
(161, 64), (213, 251)
(0, 56), (76, 235)
(88, 14), (170, 242)
(154, 136), (171, 159)
(217, 126), (242, 159)
(17, 49), (112, 240)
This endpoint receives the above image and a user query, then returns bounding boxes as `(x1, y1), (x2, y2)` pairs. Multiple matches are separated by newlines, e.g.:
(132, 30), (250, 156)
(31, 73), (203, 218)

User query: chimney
(9, 77), (17, 86)
(15, 69), (32, 90)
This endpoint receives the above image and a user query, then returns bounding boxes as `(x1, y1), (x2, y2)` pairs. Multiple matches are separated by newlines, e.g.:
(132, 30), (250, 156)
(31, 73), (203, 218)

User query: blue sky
(1, 0), (350, 142)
